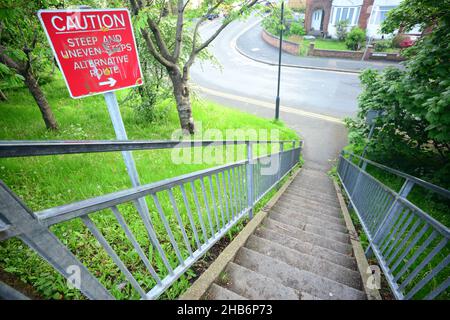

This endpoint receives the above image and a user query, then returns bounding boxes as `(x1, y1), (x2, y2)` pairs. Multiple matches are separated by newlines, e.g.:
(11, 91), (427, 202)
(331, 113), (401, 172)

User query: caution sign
(38, 9), (143, 98)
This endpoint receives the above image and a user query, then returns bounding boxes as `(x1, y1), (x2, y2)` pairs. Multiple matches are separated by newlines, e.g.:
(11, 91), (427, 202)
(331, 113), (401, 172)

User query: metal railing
(0, 139), (302, 300)
(337, 150), (449, 300)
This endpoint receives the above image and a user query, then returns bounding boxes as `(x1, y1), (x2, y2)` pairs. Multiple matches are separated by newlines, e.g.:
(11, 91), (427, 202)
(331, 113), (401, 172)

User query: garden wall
(261, 29), (300, 56)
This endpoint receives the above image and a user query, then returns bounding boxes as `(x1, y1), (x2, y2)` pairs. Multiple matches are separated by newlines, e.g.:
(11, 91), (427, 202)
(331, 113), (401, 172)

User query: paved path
(236, 23), (402, 73)
(205, 168), (366, 300)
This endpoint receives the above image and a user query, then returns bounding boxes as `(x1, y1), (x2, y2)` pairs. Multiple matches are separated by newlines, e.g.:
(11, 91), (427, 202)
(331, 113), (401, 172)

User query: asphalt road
(190, 16), (359, 171)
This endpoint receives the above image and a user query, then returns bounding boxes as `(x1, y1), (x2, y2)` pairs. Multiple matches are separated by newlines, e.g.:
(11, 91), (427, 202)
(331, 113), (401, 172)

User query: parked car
(206, 12), (219, 20)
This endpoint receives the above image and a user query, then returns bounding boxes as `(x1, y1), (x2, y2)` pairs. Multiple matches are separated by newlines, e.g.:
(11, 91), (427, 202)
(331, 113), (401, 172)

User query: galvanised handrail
(0, 139), (302, 300)
(337, 151), (449, 300)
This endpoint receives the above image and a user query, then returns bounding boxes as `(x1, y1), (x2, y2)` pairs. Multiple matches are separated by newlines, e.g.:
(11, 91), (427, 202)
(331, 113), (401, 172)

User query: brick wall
(261, 29), (300, 56)
(359, 0), (374, 30)
(307, 43), (364, 59)
(304, 0), (332, 34)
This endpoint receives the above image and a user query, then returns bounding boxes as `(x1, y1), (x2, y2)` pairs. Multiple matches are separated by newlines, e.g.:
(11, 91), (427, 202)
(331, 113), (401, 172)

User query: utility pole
(275, 0), (285, 120)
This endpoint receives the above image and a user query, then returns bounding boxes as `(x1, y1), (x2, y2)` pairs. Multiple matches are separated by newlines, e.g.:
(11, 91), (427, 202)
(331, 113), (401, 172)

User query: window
(333, 6), (361, 26)
(369, 5), (397, 25)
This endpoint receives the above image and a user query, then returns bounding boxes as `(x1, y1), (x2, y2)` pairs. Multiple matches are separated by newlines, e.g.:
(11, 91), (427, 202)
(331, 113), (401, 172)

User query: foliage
(335, 19), (349, 41)
(345, 27), (366, 51)
(345, 0), (450, 189)
(373, 39), (392, 52)
(261, 4), (293, 35)
(0, 0), (57, 88)
(288, 21), (305, 36)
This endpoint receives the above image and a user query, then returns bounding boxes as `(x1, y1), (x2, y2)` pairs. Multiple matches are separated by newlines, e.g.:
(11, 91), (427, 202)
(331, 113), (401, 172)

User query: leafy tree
(0, 0), (58, 130)
(345, 0), (450, 186)
(261, 4), (293, 35)
(335, 19), (348, 41)
(345, 27), (365, 51)
(130, 0), (259, 134)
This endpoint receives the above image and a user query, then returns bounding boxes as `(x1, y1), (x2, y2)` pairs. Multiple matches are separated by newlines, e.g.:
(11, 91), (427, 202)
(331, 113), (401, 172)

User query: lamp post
(275, 0), (285, 120)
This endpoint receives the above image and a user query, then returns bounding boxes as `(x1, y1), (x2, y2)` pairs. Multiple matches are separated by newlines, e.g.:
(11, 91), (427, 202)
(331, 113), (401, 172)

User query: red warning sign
(38, 9), (143, 98)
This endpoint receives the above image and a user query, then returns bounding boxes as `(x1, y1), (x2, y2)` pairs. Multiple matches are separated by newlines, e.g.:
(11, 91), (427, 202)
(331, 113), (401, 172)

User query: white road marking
(193, 84), (344, 124)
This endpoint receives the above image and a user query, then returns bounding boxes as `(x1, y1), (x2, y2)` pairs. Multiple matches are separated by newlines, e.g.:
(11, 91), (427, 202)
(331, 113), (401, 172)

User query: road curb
(179, 165), (302, 300)
(235, 44), (362, 74)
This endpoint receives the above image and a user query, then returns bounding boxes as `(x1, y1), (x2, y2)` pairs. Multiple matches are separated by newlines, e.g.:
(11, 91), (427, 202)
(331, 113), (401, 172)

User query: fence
(0, 139), (302, 300)
(337, 150), (449, 300)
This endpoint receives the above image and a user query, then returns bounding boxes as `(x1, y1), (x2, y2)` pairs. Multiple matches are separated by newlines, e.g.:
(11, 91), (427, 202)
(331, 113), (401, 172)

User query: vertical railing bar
(398, 238), (447, 291)
(236, 165), (243, 214)
(167, 189), (193, 256)
(381, 208), (409, 254)
(110, 206), (162, 285)
(384, 212), (414, 259)
(190, 181), (209, 242)
(226, 169), (234, 220)
(387, 219), (421, 266)
(232, 167), (239, 217)
(394, 230), (437, 281)
(391, 224), (429, 272)
(215, 173), (226, 228)
(222, 171), (231, 223)
(199, 178), (215, 236)
(424, 277), (450, 300)
(247, 142), (254, 219)
(404, 254), (450, 299)
(151, 194), (185, 265)
(208, 175), (221, 232)
(81, 215), (147, 299)
(367, 183), (388, 231)
(179, 184), (201, 249)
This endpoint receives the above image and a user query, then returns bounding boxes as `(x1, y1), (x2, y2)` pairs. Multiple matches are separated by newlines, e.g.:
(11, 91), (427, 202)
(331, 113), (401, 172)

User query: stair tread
(235, 247), (366, 300)
(221, 262), (303, 300)
(282, 190), (340, 207)
(263, 218), (353, 255)
(271, 204), (344, 225)
(206, 283), (248, 300)
(255, 227), (357, 270)
(267, 211), (350, 244)
(245, 235), (363, 290)
(269, 208), (347, 232)
(276, 200), (343, 218)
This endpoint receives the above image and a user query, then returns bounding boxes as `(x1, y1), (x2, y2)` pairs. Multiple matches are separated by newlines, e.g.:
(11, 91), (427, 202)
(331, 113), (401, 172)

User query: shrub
(345, 27), (366, 50)
(391, 34), (408, 48)
(336, 20), (349, 41)
(289, 21), (306, 36)
(374, 39), (392, 52)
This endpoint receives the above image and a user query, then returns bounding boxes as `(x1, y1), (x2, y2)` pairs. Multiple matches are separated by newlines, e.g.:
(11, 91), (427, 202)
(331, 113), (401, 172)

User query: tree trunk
(169, 69), (195, 135)
(23, 71), (58, 130)
(0, 89), (7, 101)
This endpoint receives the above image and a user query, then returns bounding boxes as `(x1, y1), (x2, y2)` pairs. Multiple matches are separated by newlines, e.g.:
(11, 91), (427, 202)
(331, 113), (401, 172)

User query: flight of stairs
(204, 168), (367, 300)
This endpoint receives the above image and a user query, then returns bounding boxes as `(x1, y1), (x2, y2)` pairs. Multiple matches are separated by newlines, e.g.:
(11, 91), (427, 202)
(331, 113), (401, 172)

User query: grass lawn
(288, 36), (350, 56)
(0, 77), (300, 299)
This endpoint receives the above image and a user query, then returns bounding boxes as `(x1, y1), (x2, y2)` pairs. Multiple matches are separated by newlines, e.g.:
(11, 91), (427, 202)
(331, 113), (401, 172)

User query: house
(304, 0), (412, 39)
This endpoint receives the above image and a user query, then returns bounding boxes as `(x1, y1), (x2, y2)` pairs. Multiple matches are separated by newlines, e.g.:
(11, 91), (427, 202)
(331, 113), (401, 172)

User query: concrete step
(280, 196), (341, 216)
(245, 235), (363, 290)
(289, 185), (339, 199)
(290, 182), (337, 197)
(276, 199), (343, 218)
(263, 218), (353, 255)
(284, 187), (339, 203)
(267, 211), (350, 244)
(271, 203), (345, 226)
(282, 190), (340, 208)
(255, 227), (357, 270)
(235, 247), (366, 300)
(219, 262), (303, 300)
(206, 283), (248, 300)
(269, 208), (347, 233)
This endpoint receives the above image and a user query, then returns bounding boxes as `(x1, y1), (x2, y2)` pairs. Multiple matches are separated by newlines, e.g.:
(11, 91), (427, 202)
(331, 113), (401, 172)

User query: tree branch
(173, 0), (185, 60)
